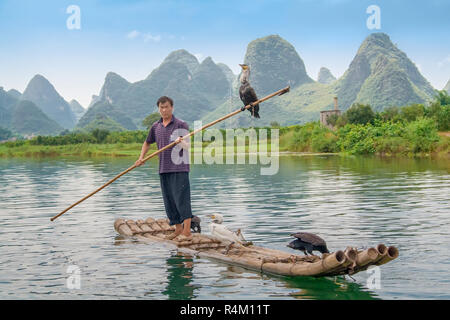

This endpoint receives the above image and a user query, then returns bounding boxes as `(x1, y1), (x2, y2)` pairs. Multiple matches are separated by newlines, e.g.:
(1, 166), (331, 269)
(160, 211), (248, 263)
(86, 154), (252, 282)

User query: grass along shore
(1, 123), (449, 159)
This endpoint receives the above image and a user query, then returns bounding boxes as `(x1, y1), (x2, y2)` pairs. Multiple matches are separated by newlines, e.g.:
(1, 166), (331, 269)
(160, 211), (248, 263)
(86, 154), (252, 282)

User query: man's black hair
(157, 96), (173, 107)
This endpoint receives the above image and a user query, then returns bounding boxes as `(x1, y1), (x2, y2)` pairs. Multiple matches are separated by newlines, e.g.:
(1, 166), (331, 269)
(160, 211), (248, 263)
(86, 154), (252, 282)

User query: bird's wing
(291, 232), (326, 246)
(213, 225), (241, 243)
(239, 85), (246, 102)
(246, 86), (259, 103)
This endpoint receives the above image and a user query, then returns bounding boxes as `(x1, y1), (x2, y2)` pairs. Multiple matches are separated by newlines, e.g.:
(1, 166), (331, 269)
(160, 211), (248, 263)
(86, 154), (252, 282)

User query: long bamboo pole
(51, 86), (290, 221)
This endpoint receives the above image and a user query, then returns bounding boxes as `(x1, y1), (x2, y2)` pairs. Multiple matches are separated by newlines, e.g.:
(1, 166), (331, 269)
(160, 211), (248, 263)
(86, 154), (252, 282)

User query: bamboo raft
(114, 217), (399, 277)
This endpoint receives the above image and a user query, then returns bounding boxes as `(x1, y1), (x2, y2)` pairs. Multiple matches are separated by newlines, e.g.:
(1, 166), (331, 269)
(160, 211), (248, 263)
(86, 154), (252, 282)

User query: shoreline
(0, 143), (447, 160)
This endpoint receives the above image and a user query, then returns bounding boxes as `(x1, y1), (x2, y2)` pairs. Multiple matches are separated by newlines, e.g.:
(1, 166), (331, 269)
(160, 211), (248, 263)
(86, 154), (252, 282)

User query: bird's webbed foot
(240, 106), (246, 111)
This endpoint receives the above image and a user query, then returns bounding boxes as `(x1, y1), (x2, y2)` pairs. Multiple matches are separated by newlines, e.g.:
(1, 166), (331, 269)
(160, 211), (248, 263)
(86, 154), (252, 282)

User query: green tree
(326, 114), (339, 127)
(405, 118), (440, 152)
(400, 104), (425, 122)
(335, 114), (348, 128)
(345, 103), (375, 125)
(380, 106), (400, 122)
(427, 91), (450, 131)
(434, 90), (450, 106)
(91, 128), (110, 143)
(270, 121), (280, 128)
(142, 112), (161, 129)
(0, 127), (13, 140)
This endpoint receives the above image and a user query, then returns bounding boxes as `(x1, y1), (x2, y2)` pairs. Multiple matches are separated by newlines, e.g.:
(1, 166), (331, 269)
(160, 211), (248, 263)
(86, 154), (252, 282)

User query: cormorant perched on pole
(239, 64), (260, 118)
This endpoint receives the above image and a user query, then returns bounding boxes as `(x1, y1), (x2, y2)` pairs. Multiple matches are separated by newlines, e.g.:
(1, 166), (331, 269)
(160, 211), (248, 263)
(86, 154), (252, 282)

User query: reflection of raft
(114, 217), (399, 277)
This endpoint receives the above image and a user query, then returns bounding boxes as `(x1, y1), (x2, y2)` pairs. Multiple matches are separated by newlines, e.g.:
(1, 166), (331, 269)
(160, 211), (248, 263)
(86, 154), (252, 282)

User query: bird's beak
(209, 214), (215, 219)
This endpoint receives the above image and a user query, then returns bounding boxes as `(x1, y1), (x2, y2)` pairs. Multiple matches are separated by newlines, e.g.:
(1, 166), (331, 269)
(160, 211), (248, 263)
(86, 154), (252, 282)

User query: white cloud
(127, 30), (140, 39)
(126, 30), (161, 42)
(143, 33), (161, 42)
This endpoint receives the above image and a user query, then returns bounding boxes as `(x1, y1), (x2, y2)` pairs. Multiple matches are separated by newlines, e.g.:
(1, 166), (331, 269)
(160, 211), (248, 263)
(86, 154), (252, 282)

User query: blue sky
(0, 0), (449, 107)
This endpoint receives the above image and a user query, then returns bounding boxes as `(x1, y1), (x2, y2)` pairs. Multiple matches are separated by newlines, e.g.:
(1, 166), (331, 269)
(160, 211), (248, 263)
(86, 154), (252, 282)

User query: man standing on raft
(135, 96), (193, 241)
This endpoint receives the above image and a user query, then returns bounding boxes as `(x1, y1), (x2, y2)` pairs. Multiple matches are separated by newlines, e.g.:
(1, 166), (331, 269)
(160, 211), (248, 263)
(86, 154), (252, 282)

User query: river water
(0, 155), (449, 299)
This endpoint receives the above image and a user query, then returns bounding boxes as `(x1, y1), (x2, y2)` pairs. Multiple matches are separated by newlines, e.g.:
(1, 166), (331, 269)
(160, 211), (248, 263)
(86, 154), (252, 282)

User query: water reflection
(162, 253), (198, 300)
(283, 276), (379, 300)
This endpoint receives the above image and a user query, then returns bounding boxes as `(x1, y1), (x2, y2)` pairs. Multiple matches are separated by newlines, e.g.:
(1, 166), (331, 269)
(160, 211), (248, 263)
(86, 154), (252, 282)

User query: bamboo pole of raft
(50, 86), (291, 221)
(113, 217), (400, 277)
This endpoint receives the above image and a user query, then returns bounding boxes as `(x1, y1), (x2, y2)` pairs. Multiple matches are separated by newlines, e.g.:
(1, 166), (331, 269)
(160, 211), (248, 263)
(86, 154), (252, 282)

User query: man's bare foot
(177, 234), (193, 241)
(165, 231), (181, 240)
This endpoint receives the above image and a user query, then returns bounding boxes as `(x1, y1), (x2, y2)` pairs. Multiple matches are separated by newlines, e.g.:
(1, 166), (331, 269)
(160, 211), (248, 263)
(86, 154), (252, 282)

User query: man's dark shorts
(159, 172), (193, 225)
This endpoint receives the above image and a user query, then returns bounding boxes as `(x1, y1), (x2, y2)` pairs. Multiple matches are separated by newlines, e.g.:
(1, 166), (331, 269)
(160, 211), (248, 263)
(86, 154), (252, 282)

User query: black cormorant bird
(238, 64), (260, 118)
(190, 215), (201, 233)
(287, 232), (330, 255)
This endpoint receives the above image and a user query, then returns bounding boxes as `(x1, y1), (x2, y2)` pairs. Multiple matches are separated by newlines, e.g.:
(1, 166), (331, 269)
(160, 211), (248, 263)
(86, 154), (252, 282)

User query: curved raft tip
(376, 244), (387, 256)
(376, 245), (399, 266)
(387, 246), (399, 259)
(335, 250), (345, 263)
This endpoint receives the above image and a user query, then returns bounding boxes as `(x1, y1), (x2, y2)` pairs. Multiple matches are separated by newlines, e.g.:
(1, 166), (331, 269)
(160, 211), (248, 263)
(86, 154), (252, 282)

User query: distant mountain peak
(12, 100), (64, 135)
(192, 55), (230, 100)
(217, 63), (237, 88)
(243, 34), (313, 95)
(336, 32), (435, 111)
(7, 89), (22, 99)
(162, 49), (199, 74)
(21, 74), (76, 129)
(317, 67), (336, 84)
(362, 32), (392, 45)
(444, 79), (450, 93)
(69, 99), (86, 124)
(200, 56), (214, 65)
(100, 72), (131, 105)
(105, 71), (128, 81)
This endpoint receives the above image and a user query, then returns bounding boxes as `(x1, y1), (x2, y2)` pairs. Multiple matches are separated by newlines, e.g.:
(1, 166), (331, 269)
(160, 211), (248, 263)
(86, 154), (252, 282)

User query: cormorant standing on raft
(239, 64), (260, 118)
(287, 232), (330, 256)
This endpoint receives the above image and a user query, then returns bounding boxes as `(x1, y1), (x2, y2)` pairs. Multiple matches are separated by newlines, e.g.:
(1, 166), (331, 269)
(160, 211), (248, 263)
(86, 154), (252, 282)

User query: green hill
(21, 74), (76, 129)
(11, 100), (64, 135)
(76, 101), (137, 130)
(444, 79), (450, 94)
(1, 87), (64, 135)
(82, 114), (126, 132)
(0, 88), (17, 128)
(334, 33), (435, 111)
(217, 63), (237, 88)
(191, 56), (230, 105)
(317, 67), (336, 84)
(89, 49), (231, 127)
(242, 34), (314, 95)
(160, 49), (200, 75)
(69, 99), (86, 123)
(78, 32), (441, 129)
(7, 89), (21, 99)
(98, 72), (131, 105)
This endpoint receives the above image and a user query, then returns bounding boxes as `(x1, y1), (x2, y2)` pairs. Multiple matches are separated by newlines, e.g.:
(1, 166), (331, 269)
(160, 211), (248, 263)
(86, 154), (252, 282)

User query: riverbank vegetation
(1, 91), (449, 158)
